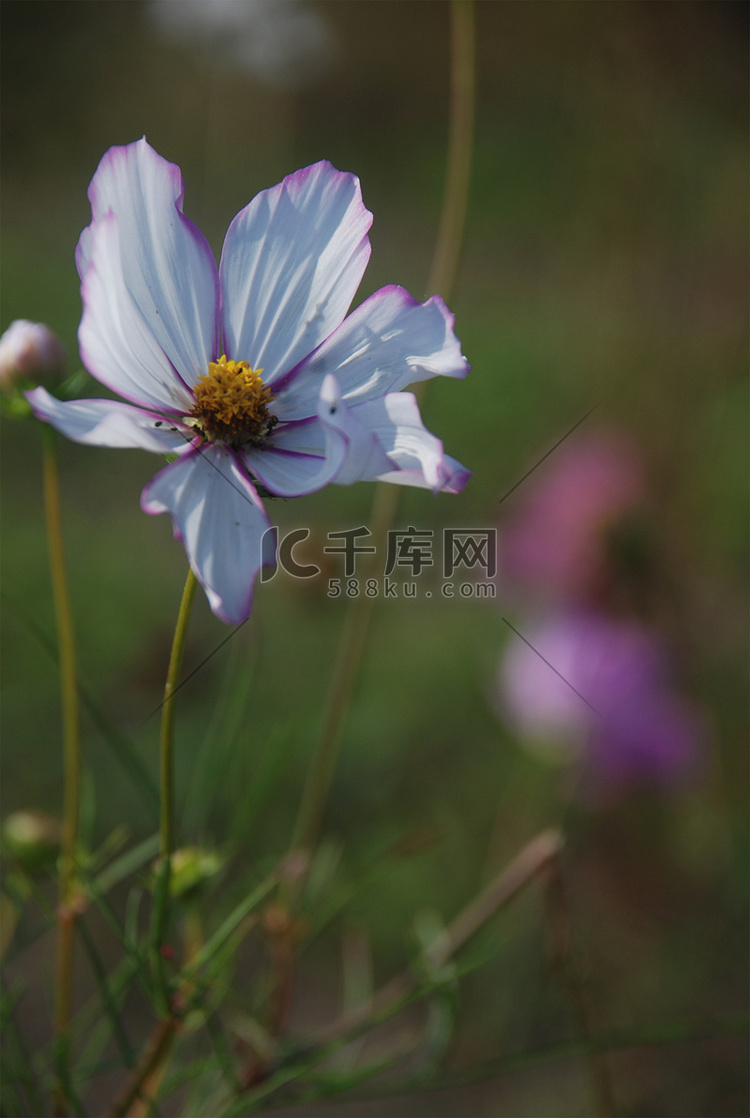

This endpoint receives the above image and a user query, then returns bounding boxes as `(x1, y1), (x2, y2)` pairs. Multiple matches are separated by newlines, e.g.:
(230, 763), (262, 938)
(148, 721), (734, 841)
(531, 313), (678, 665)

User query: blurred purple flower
(498, 610), (703, 796)
(501, 430), (644, 601)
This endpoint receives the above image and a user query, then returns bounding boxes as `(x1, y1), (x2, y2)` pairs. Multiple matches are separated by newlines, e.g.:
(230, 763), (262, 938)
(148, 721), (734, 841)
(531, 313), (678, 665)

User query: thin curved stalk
(43, 427), (81, 1117)
(427, 0), (476, 303)
(160, 567), (198, 862)
(220, 832), (561, 1117)
(291, 0), (476, 865)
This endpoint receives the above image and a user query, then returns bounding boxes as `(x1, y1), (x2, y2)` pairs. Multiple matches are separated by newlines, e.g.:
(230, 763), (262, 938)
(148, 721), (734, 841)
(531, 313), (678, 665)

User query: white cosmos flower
(28, 139), (470, 624)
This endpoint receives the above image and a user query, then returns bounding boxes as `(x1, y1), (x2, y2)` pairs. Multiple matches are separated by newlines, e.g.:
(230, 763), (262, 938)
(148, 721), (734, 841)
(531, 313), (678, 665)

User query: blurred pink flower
(500, 430), (645, 601)
(498, 610), (703, 797)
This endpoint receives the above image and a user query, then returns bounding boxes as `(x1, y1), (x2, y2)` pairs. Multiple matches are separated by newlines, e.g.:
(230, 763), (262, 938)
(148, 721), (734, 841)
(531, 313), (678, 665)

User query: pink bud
(0, 320), (65, 386)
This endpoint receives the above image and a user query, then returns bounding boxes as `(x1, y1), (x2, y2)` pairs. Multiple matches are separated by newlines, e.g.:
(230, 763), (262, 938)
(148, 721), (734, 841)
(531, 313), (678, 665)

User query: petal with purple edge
(241, 374), (377, 496)
(79, 216), (196, 412)
(340, 391), (469, 494)
(220, 161), (372, 385)
(141, 445), (273, 624)
(377, 451), (472, 495)
(315, 374), (395, 486)
(273, 286), (469, 421)
(241, 420), (345, 499)
(78, 138), (219, 406)
(26, 387), (192, 454)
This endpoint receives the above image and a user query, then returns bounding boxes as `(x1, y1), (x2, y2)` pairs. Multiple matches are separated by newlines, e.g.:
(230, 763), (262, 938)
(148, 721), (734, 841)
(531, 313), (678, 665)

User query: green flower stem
(290, 482), (399, 859)
(107, 884), (211, 1118)
(109, 902), (206, 1118)
(42, 426), (81, 1116)
(290, 0), (476, 867)
(108, 1017), (178, 1118)
(316, 830), (563, 1047)
(160, 567), (198, 863)
(426, 0), (476, 305)
(222, 832), (562, 1117)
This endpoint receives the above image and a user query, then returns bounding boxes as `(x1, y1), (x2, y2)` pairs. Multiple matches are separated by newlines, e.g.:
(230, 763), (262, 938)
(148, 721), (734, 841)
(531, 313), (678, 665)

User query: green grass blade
(95, 833), (160, 895)
(180, 872), (278, 981)
(75, 916), (136, 1069)
(2, 598), (159, 808)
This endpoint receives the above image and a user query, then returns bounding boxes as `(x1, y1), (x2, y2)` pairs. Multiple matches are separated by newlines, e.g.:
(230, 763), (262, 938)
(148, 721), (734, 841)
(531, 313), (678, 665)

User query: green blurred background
(1, 2), (747, 1114)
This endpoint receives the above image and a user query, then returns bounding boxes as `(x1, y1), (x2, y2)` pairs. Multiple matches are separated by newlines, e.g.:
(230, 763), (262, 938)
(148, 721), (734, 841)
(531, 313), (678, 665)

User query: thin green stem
(426, 0), (476, 304)
(107, 1016), (178, 1118)
(160, 567), (198, 862)
(285, 1014), (750, 1112)
(42, 427), (81, 1117)
(290, 0), (476, 867)
(291, 483), (398, 858)
(221, 832), (562, 1117)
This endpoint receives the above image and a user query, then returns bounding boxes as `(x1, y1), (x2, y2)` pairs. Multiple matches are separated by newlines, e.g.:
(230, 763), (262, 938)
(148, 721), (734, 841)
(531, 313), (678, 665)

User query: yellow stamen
(191, 355), (276, 445)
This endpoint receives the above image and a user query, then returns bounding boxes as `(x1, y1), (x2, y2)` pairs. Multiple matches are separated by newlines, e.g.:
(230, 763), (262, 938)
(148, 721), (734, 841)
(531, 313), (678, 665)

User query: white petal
(341, 391), (471, 494)
(240, 373), (363, 496)
(220, 161), (371, 383)
(241, 424), (341, 499)
(78, 139), (219, 408)
(141, 445), (273, 624)
(314, 374), (394, 485)
(376, 451), (472, 495)
(273, 285), (469, 420)
(79, 215), (192, 411)
(26, 387), (192, 453)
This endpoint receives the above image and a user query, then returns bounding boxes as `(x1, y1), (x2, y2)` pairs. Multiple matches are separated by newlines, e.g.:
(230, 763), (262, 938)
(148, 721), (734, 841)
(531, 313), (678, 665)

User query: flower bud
(0, 320), (65, 387)
(159, 846), (222, 900)
(2, 810), (61, 874)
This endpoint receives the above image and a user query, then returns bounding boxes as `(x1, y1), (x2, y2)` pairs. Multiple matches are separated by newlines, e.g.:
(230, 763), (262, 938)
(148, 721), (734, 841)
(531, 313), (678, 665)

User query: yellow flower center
(190, 355), (276, 446)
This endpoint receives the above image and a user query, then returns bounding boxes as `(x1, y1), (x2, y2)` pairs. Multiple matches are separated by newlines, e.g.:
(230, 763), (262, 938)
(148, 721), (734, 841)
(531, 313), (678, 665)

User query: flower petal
(78, 138), (219, 409)
(240, 372), (366, 496)
(315, 374), (396, 485)
(220, 161), (371, 384)
(376, 451), (472, 495)
(273, 285), (469, 421)
(241, 423), (343, 498)
(329, 388), (471, 494)
(141, 445), (273, 624)
(26, 387), (193, 453)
